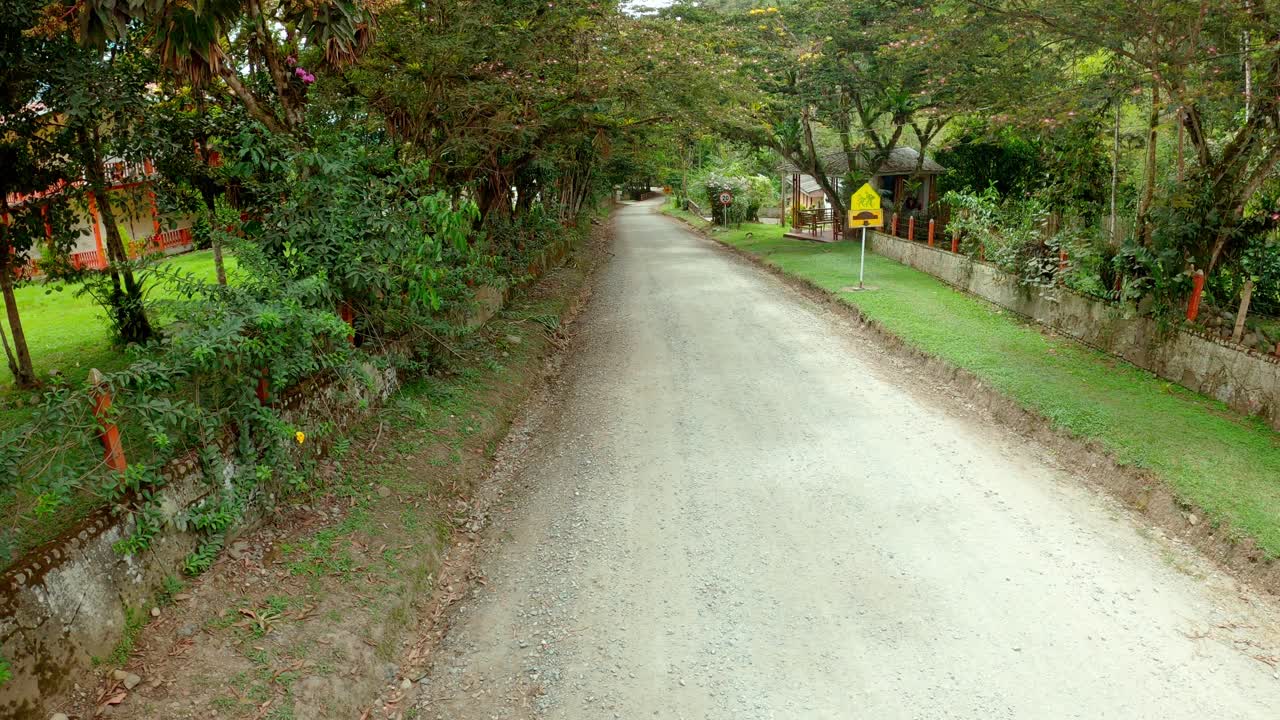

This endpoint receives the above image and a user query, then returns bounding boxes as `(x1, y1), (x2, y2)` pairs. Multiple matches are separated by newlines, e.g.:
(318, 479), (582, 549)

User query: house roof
(780, 147), (943, 176)
(799, 175), (824, 194)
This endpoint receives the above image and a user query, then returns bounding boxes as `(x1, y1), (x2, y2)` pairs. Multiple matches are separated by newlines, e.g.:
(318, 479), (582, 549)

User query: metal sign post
(859, 227), (866, 290)
(717, 190), (734, 226)
(846, 182), (882, 291)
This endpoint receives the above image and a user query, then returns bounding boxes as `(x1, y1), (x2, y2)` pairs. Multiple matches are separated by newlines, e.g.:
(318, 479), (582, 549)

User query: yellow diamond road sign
(848, 182), (883, 228)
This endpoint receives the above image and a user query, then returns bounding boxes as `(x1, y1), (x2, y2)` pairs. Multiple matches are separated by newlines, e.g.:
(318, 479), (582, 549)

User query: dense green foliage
(0, 0), (715, 567)
(650, 0), (1280, 337)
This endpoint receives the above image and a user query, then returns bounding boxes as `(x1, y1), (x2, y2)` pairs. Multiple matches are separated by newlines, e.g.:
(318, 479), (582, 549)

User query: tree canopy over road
(2, 0), (1279, 607)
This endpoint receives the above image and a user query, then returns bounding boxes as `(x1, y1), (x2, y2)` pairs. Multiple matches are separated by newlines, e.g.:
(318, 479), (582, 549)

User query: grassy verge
(667, 207), (1280, 558)
(0, 249), (240, 406)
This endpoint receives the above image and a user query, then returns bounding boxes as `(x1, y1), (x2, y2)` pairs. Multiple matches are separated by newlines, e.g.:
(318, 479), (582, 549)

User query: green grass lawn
(670, 208), (1280, 557)
(1, 249), (240, 422)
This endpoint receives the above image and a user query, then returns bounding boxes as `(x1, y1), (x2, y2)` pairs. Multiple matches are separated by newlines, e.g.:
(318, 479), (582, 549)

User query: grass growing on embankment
(669, 208), (1280, 558)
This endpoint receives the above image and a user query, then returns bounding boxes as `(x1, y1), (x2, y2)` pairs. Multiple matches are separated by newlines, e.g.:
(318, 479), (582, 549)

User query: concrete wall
(0, 365), (399, 719)
(869, 231), (1280, 431)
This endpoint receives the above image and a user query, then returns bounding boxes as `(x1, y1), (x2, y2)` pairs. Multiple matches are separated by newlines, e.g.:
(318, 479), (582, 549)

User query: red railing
(70, 250), (106, 270)
(147, 227), (193, 253)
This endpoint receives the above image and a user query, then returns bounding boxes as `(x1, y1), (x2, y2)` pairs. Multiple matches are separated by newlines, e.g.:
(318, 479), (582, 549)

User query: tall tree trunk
(1243, 28), (1253, 122)
(0, 251), (36, 388)
(195, 98), (228, 287)
(1137, 83), (1160, 246)
(0, 199), (37, 387)
(0, 315), (19, 386)
(1110, 102), (1121, 242)
(82, 128), (154, 344)
(1176, 109), (1185, 181)
(202, 189), (227, 286)
(802, 110), (845, 226)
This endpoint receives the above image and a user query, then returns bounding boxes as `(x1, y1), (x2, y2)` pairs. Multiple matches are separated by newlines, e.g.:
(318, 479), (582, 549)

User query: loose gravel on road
(416, 199), (1280, 719)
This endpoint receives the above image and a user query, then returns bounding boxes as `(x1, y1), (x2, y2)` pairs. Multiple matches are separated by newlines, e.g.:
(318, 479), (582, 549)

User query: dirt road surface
(415, 199), (1280, 719)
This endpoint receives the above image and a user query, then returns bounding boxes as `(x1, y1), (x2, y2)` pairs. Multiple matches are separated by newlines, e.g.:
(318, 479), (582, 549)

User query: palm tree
(79, 0), (375, 136)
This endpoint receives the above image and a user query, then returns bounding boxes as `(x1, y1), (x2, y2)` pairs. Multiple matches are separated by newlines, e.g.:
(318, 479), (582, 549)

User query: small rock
(227, 540), (251, 560)
(176, 623), (197, 637)
(377, 486), (392, 499)
(505, 334), (522, 345)
(111, 669), (129, 682)
(150, 607), (161, 618)
(123, 673), (142, 690)
(400, 678), (413, 690)
(1188, 513), (1199, 526)
(50, 714), (70, 720)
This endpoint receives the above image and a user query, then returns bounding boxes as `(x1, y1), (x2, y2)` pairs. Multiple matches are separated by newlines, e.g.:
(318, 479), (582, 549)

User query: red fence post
(256, 367), (270, 405)
(1186, 269), (1205, 322)
(951, 229), (960, 253)
(907, 216), (915, 242)
(338, 302), (356, 347)
(88, 369), (127, 473)
(891, 214), (899, 237)
(927, 219), (935, 247)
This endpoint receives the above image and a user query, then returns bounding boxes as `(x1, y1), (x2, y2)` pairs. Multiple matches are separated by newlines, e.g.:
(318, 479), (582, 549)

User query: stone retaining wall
(869, 231), (1280, 431)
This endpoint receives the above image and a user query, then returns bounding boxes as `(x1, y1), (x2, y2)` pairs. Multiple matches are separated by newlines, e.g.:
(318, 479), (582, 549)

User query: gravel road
(417, 199), (1280, 719)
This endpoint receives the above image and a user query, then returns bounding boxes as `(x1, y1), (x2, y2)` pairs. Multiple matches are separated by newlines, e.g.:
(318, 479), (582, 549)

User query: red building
(4, 158), (196, 275)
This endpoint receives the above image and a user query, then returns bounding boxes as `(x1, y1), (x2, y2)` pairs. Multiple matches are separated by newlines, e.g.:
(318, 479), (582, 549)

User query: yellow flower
(295, 431), (306, 444)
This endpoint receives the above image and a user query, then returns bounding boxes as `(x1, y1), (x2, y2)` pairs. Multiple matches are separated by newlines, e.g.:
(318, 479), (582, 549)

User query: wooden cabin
(779, 147), (944, 241)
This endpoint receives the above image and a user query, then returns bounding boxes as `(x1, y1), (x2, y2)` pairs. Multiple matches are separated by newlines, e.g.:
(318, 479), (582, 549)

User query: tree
(347, 0), (739, 231)
(75, 0), (376, 138)
(34, 36), (159, 343)
(672, 0), (1041, 225)
(975, 0), (1280, 272)
(144, 90), (246, 286)
(0, 0), (81, 385)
